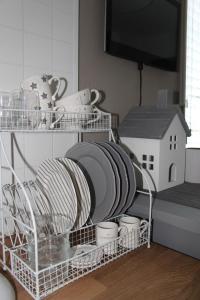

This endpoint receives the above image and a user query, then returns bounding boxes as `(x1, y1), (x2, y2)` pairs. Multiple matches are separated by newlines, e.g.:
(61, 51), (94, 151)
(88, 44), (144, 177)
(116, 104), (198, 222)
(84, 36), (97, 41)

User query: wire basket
(0, 108), (111, 132)
(10, 215), (149, 299)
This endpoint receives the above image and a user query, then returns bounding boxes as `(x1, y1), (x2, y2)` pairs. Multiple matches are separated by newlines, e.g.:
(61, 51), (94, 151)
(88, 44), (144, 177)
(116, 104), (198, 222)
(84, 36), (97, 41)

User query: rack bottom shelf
(1, 217), (150, 300)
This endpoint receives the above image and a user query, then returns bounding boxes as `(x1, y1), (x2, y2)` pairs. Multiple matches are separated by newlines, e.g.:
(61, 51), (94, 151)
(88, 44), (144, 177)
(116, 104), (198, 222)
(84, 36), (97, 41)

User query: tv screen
(105, 0), (180, 71)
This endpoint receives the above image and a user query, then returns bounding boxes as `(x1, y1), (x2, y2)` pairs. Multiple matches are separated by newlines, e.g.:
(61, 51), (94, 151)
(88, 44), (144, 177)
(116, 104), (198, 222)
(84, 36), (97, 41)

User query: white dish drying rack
(0, 109), (152, 300)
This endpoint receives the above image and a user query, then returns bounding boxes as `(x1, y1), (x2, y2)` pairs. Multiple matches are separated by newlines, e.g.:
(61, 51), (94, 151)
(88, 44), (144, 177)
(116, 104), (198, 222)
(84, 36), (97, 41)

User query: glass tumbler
(11, 89), (40, 129)
(26, 214), (73, 270)
(0, 91), (12, 129)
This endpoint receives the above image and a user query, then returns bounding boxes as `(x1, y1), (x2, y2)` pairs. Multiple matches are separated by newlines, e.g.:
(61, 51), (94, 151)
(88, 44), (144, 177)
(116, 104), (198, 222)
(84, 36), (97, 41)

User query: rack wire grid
(10, 216), (149, 300)
(0, 181), (150, 300)
(0, 109), (111, 133)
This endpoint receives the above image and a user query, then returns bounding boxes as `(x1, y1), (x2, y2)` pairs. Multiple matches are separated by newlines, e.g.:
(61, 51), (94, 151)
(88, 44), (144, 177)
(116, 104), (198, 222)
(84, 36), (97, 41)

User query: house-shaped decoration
(119, 106), (191, 192)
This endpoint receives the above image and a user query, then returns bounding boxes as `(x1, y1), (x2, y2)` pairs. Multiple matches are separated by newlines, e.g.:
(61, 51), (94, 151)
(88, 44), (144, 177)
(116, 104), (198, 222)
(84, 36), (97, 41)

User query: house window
(142, 154), (154, 171)
(169, 135), (177, 150)
(169, 163), (176, 182)
(185, 0), (200, 147)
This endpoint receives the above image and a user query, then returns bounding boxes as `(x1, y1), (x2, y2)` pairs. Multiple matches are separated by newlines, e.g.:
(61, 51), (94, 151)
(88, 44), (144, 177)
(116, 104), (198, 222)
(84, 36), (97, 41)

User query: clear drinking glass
(27, 214), (73, 270)
(0, 91), (12, 129)
(11, 89), (40, 129)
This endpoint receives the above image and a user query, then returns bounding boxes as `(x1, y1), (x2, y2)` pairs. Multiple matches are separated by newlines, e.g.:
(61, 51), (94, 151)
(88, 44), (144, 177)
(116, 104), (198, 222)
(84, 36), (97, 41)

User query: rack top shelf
(0, 109), (112, 133)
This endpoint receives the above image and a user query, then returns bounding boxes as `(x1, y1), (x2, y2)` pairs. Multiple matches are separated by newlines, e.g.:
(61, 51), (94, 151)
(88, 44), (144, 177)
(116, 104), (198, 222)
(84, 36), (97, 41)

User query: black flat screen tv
(105, 0), (180, 71)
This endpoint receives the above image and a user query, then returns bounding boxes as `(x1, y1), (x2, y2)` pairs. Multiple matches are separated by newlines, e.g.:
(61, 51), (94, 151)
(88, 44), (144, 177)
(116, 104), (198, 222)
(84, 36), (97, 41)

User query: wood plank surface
(1, 244), (200, 300)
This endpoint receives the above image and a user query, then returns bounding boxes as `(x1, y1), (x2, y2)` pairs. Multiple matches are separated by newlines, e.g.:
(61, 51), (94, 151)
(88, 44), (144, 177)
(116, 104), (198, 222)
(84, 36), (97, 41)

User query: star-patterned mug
(21, 74), (63, 128)
(21, 74), (61, 110)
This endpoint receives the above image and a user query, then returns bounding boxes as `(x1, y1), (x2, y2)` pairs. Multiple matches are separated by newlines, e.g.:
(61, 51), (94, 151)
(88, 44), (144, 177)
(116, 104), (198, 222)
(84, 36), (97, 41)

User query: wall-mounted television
(105, 0), (180, 72)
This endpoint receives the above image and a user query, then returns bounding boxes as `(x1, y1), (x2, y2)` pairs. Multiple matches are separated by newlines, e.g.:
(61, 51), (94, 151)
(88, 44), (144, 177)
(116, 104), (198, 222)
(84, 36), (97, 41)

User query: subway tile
(0, 26), (23, 65)
(52, 132), (78, 157)
(53, 9), (73, 43)
(0, 63), (23, 91)
(0, 0), (23, 30)
(52, 40), (73, 73)
(24, 33), (51, 69)
(24, 133), (53, 167)
(24, 0), (51, 38)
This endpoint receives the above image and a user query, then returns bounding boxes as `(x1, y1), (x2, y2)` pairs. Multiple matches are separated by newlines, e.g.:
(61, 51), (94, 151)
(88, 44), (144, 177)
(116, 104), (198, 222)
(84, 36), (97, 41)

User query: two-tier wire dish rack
(0, 109), (152, 300)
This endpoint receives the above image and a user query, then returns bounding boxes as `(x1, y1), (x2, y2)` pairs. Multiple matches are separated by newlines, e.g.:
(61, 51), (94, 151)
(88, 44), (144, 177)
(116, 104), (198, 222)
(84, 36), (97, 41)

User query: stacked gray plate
(65, 142), (136, 222)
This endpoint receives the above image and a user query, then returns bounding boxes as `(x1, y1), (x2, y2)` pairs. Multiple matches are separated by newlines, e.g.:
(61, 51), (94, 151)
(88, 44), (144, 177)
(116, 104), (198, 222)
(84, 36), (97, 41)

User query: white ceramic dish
(58, 158), (91, 229)
(36, 159), (77, 230)
(71, 244), (103, 269)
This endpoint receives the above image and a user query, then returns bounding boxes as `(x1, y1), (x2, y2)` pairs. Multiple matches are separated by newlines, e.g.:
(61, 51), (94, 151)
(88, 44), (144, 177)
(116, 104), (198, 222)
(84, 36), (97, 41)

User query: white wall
(0, 0), (79, 183)
(0, 0), (78, 95)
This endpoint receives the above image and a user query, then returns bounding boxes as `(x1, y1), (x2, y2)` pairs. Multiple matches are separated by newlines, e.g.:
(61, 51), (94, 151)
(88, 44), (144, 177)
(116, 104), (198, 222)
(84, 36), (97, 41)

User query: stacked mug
(96, 216), (148, 255)
(55, 88), (102, 129)
(20, 74), (65, 129)
(19, 74), (102, 129)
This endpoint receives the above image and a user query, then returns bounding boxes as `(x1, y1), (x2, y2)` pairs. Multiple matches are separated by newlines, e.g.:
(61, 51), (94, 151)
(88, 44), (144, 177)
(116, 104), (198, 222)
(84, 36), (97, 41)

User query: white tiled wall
(0, 0), (79, 94)
(0, 0), (79, 183)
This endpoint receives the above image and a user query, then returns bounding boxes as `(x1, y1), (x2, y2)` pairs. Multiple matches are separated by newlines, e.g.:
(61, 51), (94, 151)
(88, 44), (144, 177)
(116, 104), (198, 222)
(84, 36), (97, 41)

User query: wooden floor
(2, 244), (200, 300)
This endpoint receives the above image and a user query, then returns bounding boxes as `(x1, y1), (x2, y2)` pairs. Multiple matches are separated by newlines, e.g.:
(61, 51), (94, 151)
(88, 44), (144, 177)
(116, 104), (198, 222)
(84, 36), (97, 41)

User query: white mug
(119, 216), (148, 249)
(55, 89), (100, 107)
(96, 221), (121, 255)
(21, 74), (61, 108)
(51, 104), (102, 129)
(21, 75), (64, 129)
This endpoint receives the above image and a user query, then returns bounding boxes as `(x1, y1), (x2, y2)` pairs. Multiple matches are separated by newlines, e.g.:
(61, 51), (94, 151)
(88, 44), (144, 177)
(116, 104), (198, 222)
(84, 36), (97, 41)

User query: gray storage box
(127, 183), (200, 260)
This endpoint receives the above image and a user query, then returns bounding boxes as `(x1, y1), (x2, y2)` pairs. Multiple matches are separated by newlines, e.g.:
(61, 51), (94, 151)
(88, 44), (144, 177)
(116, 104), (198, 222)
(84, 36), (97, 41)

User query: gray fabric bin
(127, 184), (200, 260)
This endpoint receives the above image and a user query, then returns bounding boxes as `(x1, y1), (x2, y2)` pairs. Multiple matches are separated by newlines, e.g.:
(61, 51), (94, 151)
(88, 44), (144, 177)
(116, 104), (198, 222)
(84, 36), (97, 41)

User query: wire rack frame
(0, 117), (152, 300)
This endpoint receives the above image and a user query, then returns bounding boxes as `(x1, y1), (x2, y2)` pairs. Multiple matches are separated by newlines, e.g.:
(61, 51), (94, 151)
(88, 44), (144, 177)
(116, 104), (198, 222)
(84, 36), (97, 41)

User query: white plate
(58, 158), (91, 229)
(36, 159), (77, 230)
(71, 244), (103, 269)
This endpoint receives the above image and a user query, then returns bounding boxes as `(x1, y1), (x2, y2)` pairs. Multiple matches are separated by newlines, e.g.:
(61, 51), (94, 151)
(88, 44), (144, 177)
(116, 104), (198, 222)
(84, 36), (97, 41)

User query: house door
(169, 163), (176, 182)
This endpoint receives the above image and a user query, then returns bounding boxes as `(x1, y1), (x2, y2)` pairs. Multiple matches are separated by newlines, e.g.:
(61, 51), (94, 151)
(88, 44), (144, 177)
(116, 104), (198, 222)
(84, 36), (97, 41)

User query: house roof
(118, 106), (191, 139)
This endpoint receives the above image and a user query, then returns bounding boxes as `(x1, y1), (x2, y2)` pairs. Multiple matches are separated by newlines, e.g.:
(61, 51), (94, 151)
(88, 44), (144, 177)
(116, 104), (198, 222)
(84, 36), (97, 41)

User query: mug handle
(86, 107), (101, 125)
(140, 220), (148, 237)
(48, 77), (61, 102)
(91, 89), (100, 106)
(49, 106), (65, 129)
(118, 225), (128, 236)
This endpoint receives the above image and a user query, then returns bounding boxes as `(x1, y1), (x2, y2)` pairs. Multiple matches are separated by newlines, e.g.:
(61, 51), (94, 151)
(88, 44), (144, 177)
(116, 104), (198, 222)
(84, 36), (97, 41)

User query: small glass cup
(11, 89), (40, 129)
(26, 214), (73, 269)
(0, 91), (12, 129)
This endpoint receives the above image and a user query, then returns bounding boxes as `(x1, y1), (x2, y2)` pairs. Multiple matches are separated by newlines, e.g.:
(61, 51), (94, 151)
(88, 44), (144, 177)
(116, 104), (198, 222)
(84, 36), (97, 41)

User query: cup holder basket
(9, 216), (149, 299)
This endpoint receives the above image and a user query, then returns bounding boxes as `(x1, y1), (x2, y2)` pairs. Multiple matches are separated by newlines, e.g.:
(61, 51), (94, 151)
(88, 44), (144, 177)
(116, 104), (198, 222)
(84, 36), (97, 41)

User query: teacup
(96, 221), (121, 255)
(119, 216), (148, 249)
(56, 88), (100, 107)
(51, 104), (102, 129)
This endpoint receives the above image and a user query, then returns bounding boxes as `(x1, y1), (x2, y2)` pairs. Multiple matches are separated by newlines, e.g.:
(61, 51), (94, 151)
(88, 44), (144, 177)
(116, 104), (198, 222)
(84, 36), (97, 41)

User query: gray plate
(106, 142), (136, 212)
(65, 142), (116, 223)
(98, 142), (129, 217)
(95, 143), (121, 219)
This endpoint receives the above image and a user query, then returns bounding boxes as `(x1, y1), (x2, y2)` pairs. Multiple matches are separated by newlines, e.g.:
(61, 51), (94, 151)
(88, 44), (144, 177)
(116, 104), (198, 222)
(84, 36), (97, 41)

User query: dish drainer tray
(9, 215), (149, 299)
(0, 115), (152, 300)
